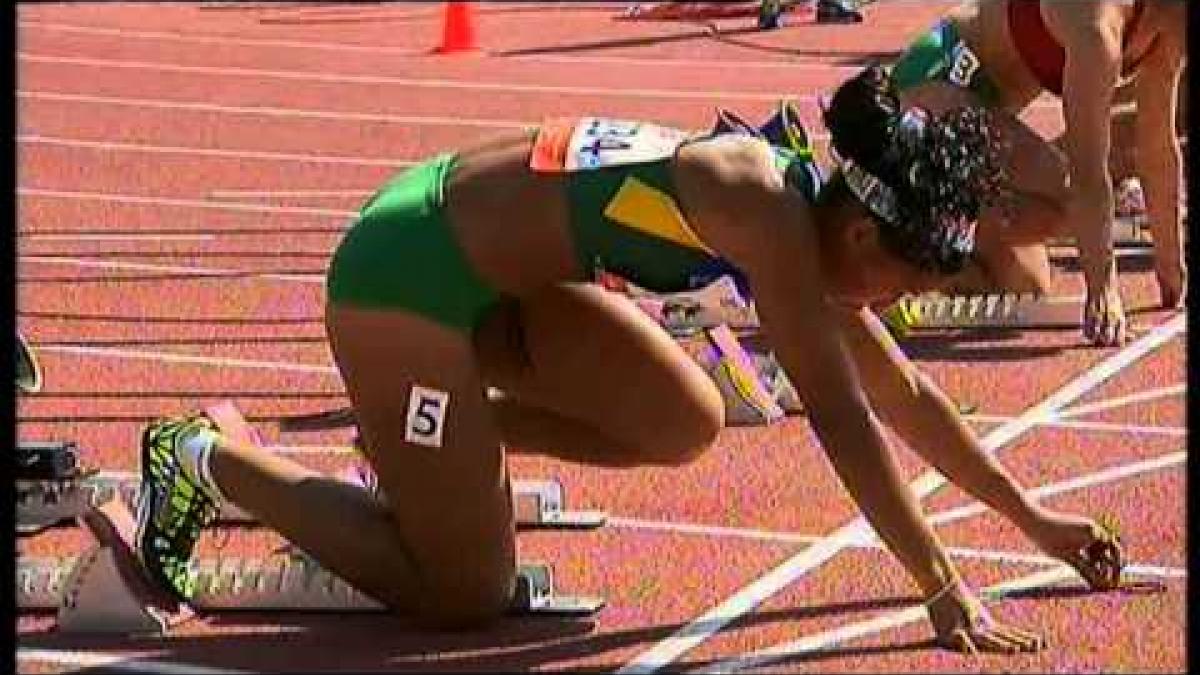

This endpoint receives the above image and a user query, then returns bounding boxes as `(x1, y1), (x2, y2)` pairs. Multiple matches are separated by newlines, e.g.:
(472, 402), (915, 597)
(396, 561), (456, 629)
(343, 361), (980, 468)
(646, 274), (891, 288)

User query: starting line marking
(695, 566), (1082, 674)
(619, 312), (1185, 673)
(612, 447), (1186, 578)
(925, 449), (1186, 528)
(1056, 384), (1186, 420)
(966, 414), (1185, 438)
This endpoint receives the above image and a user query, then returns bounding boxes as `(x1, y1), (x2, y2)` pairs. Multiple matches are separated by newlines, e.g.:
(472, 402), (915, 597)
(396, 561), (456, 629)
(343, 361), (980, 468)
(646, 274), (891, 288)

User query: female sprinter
(134, 66), (1121, 653)
(889, 0), (1187, 345)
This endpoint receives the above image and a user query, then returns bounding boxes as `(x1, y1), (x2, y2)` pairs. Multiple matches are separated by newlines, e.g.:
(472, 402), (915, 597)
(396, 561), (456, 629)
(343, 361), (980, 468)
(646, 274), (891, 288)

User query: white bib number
(404, 385), (450, 448)
(948, 43), (981, 87)
(565, 117), (688, 171)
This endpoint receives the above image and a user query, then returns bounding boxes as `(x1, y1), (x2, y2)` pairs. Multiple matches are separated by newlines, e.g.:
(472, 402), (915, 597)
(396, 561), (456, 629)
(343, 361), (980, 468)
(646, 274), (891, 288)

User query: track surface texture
(16, 2), (1186, 673)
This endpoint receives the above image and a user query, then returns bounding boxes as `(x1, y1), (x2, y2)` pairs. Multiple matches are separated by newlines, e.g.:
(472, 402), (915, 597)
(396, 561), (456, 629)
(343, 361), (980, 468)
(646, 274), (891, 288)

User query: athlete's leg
(325, 305), (516, 628)
(474, 283), (725, 467)
(900, 81), (1068, 295)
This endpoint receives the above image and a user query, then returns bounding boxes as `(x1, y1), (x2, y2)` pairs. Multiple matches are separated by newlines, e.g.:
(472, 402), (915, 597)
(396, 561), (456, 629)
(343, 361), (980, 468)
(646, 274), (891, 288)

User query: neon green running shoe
(880, 297), (921, 338)
(135, 414), (221, 602)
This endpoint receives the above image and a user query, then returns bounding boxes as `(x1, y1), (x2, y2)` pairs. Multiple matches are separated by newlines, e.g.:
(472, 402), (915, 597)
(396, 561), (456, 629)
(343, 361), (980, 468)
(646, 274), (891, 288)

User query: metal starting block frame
(1047, 215), (1151, 248)
(17, 401), (606, 534)
(899, 293), (1082, 330)
(17, 472), (606, 534)
(17, 500), (604, 634)
(1048, 208), (1189, 249)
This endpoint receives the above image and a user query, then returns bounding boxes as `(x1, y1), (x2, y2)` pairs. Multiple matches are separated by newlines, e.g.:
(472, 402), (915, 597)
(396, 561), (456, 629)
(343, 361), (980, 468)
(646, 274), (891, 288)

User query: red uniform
(1008, 0), (1147, 95)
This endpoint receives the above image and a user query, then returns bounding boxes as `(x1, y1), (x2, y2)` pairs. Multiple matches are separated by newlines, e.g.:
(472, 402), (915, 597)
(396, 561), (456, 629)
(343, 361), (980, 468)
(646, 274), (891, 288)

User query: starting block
(888, 293), (1082, 332)
(1047, 215), (1152, 249)
(17, 470), (606, 534)
(17, 403), (606, 534)
(678, 324), (786, 426)
(597, 272), (761, 336)
(16, 330), (43, 394)
(17, 500), (604, 634)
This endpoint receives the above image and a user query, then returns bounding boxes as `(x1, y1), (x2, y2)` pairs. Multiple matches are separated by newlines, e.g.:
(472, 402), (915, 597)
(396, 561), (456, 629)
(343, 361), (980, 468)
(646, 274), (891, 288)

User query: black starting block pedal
(17, 499), (605, 633)
(16, 330), (43, 394)
(15, 441), (83, 480)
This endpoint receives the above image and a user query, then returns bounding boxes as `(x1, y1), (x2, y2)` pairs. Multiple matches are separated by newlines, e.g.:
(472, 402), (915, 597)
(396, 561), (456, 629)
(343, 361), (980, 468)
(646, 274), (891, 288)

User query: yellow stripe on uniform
(603, 176), (714, 254)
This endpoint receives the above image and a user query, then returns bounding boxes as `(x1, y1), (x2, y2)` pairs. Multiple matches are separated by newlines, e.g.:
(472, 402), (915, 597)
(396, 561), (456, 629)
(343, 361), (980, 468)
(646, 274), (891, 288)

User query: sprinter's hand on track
(927, 581), (1047, 655)
(1027, 510), (1124, 591)
(1083, 275), (1128, 347)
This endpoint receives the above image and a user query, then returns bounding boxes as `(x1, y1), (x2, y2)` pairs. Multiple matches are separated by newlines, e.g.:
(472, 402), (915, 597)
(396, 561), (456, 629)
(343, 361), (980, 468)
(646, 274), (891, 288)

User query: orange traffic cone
(433, 2), (477, 55)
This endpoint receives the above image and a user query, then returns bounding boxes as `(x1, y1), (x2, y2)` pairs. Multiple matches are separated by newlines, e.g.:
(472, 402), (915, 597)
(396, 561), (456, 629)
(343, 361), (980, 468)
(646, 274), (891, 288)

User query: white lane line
(612, 447), (1186, 576)
(35, 344), (338, 375)
(17, 187), (357, 217)
(209, 188), (373, 199)
(613, 516), (1184, 578)
(15, 17), (1067, 106)
(18, 52), (806, 102)
(16, 648), (249, 674)
(20, 233), (215, 242)
(966, 414), (1186, 437)
(15, 20), (854, 71)
(694, 566), (1082, 674)
(1056, 384), (1186, 420)
(20, 255), (325, 283)
(619, 312), (1186, 674)
(21, 134), (413, 167)
(20, 89), (530, 129)
(926, 450), (1186, 528)
(509, 52), (859, 72)
(17, 90), (832, 142)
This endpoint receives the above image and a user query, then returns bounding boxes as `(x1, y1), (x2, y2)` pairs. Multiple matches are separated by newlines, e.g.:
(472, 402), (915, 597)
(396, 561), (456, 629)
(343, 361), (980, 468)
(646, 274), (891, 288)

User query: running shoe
(816, 0), (863, 24)
(135, 414), (221, 602)
(758, 0), (785, 29)
(880, 296), (921, 337)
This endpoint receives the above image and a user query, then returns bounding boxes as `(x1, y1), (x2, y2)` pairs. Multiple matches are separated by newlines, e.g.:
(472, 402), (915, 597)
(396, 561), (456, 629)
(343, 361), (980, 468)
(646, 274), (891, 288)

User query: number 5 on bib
(404, 385), (450, 448)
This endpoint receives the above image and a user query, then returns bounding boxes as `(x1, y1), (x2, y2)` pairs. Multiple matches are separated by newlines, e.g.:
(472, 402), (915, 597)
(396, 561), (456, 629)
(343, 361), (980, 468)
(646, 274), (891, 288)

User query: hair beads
(824, 64), (1009, 275)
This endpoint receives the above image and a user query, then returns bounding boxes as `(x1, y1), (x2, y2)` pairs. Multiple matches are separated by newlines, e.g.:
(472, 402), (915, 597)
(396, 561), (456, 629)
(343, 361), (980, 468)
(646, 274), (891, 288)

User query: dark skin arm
(674, 135), (1042, 653)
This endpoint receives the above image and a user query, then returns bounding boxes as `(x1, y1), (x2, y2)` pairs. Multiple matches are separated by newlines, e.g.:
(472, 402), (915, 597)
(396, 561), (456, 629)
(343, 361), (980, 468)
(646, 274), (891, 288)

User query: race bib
(531, 117), (690, 173)
(948, 42), (981, 87)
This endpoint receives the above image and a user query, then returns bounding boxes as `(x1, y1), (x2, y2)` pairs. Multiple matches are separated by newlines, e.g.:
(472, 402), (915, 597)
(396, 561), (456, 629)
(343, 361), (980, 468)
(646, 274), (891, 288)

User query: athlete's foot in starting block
(17, 498), (604, 634)
(17, 403), (607, 534)
(880, 292), (1085, 335)
(17, 469), (606, 533)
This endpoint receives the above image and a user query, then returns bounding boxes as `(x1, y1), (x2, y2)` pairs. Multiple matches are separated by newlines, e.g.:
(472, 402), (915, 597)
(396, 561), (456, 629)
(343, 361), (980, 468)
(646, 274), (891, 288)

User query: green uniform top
(531, 117), (823, 292)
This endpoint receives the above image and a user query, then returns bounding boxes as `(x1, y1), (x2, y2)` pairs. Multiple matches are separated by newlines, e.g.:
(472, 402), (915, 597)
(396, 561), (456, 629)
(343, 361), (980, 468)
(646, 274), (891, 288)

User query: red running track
(16, 3), (1185, 673)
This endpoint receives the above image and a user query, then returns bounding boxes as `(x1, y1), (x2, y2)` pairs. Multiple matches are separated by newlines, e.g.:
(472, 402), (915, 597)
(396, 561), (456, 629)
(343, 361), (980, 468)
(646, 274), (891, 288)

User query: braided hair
(821, 64), (1007, 275)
